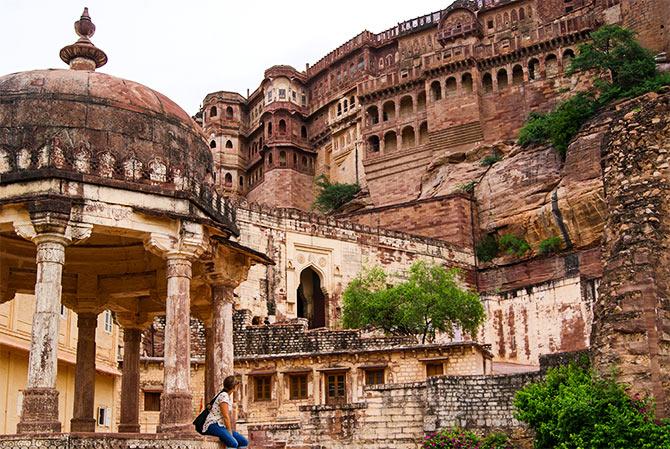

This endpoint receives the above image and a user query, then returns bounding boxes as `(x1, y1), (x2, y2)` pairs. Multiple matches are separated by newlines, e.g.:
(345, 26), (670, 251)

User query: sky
(1, 0), (448, 115)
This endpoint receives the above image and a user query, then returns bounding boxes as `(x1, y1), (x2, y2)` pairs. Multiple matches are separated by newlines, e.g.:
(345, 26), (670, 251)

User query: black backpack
(193, 389), (225, 435)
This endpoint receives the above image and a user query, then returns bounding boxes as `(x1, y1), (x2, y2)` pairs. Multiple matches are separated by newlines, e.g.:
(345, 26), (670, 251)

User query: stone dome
(0, 8), (236, 233)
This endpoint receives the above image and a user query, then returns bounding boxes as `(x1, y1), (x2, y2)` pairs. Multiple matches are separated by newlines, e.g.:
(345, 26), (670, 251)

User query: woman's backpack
(193, 389), (224, 435)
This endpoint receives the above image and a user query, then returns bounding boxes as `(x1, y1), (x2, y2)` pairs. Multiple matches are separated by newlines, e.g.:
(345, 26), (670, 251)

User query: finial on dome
(59, 7), (108, 71)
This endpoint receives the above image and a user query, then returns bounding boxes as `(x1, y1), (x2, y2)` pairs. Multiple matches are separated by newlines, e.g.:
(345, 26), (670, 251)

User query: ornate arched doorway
(297, 266), (326, 329)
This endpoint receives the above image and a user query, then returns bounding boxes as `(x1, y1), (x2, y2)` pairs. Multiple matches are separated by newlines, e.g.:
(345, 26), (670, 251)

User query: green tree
(514, 363), (670, 449)
(342, 261), (485, 344)
(568, 25), (657, 93)
(312, 175), (360, 213)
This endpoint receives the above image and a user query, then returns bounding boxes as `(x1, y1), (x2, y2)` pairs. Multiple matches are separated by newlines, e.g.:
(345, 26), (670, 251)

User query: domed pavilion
(0, 7), (271, 441)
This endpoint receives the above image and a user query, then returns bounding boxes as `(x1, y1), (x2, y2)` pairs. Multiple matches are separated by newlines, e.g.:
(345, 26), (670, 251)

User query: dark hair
(223, 375), (238, 392)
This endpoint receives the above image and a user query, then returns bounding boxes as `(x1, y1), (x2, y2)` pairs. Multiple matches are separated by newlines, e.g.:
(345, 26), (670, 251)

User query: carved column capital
(144, 221), (208, 262)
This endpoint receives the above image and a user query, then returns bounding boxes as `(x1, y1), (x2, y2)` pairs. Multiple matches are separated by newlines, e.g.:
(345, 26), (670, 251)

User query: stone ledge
(0, 434), (223, 449)
(299, 403), (367, 412)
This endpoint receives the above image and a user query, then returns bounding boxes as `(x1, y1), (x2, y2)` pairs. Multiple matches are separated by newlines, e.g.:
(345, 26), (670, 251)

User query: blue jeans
(204, 423), (248, 448)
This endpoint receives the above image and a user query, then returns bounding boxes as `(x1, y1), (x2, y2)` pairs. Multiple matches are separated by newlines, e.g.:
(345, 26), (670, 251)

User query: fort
(0, 1), (669, 448)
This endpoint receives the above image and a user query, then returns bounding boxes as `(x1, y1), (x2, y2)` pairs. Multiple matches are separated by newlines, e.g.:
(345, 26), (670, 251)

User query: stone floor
(0, 434), (223, 449)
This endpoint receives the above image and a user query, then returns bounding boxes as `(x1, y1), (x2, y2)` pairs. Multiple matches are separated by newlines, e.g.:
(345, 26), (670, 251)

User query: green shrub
(482, 433), (515, 449)
(518, 25), (670, 158)
(312, 175), (360, 213)
(514, 364), (670, 449)
(538, 236), (563, 256)
(480, 152), (502, 167)
(518, 93), (598, 157)
(498, 234), (531, 258)
(476, 234), (499, 263)
(456, 181), (477, 193)
(421, 428), (481, 449)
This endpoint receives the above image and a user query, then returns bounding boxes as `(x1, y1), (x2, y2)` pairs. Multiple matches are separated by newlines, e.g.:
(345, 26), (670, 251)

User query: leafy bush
(514, 364), (670, 449)
(498, 234), (531, 258)
(312, 175), (360, 213)
(476, 234), (499, 263)
(422, 429), (516, 449)
(342, 261), (485, 344)
(518, 25), (670, 158)
(538, 236), (563, 255)
(480, 152), (502, 167)
(481, 433), (515, 449)
(456, 181), (477, 193)
(518, 93), (598, 157)
(422, 428), (481, 449)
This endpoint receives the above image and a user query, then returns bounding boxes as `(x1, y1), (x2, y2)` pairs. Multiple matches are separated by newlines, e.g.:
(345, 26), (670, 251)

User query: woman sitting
(202, 376), (249, 448)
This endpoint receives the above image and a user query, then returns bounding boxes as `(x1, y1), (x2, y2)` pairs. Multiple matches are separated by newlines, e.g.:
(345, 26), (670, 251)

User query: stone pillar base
(118, 423), (141, 433)
(70, 417), (96, 433)
(17, 388), (61, 434)
(158, 392), (196, 434)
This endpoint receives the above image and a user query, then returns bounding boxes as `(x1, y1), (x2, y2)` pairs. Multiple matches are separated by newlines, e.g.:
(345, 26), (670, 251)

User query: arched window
(417, 91), (426, 110)
(267, 122), (273, 137)
(224, 173), (232, 187)
(279, 151), (287, 167)
(384, 131), (397, 152)
(210, 106), (217, 117)
(512, 65), (524, 85)
(519, 7), (525, 20)
(382, 101), (396, 122)
(462, 73), (473, 93)
(367, 106), (380, 125)
(343, 99), (348, 112)
(337, 103), (342, 115)
(225, 140), (233, 149)
(545, 54), (559, 77)
(563, 49), (576, 68)
(511, 9), (518, 23)
(482, 73), (493, 93)
(302, 155), (308, 166)
(239, 176), (244, 187)
(419, 122), (429, 145)
(528, 58), (540, 80)
(445, 77), (457, 96)
(399, 95), (413, 118)
(401, 126), (415, 149)
(297, 266), (326, 329)
(268, 153), (273, 165)
(226, 106), (234, 118)
(497, 69), (508, 90)
(301, 126), (307, 139)
(210, 140), (216, 149)
(279, 119), (287, 134)
(430, 80), (442, 101)
(368, 135), (380, 152)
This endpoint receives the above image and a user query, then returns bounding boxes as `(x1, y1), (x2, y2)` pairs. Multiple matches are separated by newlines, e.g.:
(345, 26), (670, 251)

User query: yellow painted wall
(0, 295), (120, 435)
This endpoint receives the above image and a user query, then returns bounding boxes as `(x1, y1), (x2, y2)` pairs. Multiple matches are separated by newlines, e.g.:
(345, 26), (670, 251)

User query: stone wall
(338, 194), (474, 248)
(593, 90), (670, 417)
(243, 351), (585, 449)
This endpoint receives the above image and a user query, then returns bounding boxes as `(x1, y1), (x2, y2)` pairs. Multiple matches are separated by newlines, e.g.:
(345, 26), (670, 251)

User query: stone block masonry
(593, 90), (670, 418)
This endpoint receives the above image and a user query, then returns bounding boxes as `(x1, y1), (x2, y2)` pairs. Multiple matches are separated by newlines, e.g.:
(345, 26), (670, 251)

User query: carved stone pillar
(158, 255), (194, 433)
(119, 328), (142, 433)
(17, 233), (69, 434)
(70, 312), (98, 432)
(204, 323), (215, 401)
(213, 284), (235, 381)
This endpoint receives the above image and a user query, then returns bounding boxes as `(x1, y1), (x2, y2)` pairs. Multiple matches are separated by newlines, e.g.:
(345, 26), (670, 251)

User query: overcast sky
(1, 1), (449, 115)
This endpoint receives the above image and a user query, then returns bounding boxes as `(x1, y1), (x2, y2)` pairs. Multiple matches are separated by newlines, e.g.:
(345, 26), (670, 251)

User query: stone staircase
(426, 121), (484, 153)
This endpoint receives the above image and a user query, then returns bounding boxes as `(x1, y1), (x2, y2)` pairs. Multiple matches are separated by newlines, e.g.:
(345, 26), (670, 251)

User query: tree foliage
(518, 25), (670, 158)
(312, 175), (360, 213)
(514, 363), (670, 449)
(567, 25), (657, 92)
(498, 234), (531, 258)
(342, 261), (485, 344)
(476, 234), (500, 263)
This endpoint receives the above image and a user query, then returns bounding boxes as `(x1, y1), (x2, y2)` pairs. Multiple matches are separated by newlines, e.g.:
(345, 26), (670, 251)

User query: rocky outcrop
(420, 108), (610, 254)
